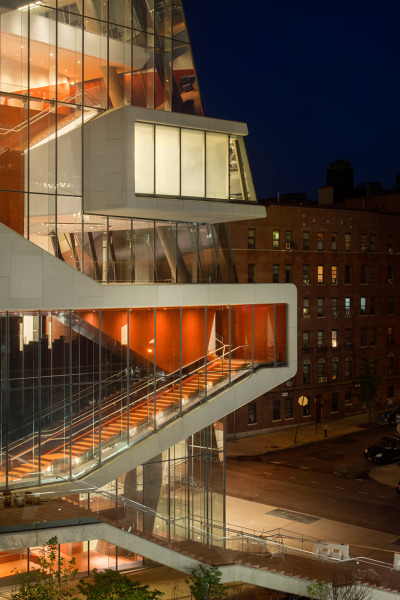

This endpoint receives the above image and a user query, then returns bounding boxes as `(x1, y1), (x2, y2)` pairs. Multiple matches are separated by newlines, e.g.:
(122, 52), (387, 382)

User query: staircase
(3, 356), (246, 485)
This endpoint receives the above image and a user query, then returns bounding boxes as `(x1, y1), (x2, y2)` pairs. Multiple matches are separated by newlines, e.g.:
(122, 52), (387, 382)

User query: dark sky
(184, 0), (400, 201)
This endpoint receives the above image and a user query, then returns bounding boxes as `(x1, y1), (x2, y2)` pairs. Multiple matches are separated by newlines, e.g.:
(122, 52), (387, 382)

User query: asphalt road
(226, 425), (400, 536)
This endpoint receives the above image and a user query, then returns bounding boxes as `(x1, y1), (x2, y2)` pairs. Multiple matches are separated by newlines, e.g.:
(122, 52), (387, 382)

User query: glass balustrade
(0, 303), (287, 489)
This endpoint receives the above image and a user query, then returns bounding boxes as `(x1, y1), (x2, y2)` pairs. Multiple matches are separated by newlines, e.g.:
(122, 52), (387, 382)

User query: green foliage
(185, 565), (228, 600)
(307, 582), (327, 600)
(353, 357), (383, 421)
(77, 568), (164, 600)
(11, 536), (78, 600)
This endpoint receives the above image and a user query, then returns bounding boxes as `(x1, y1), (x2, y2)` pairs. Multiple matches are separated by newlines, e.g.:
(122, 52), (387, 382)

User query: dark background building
(227, 186), (400, 438)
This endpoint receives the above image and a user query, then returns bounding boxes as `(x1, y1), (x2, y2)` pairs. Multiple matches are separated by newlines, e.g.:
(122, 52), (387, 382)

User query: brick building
(227, 195), (400, 438)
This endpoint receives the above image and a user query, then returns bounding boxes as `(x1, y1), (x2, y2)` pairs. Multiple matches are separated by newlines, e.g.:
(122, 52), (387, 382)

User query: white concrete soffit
(0, 524), (394, 600)
(0, 223), (296, 313)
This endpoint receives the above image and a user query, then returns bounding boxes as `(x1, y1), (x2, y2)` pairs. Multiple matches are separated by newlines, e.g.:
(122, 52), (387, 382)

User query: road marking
(263, 472), (272, 475)
(311, 481), (320, 484)
(359, 491), (367, 495)
(299, 466), (310, 470)
(336, 486), (344, 490)
(378, 495), (387, 499)
(288, 476), (296, 480)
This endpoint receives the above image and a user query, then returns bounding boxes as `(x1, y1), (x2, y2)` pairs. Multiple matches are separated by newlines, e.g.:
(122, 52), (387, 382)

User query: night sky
(184, 0), (400, 201)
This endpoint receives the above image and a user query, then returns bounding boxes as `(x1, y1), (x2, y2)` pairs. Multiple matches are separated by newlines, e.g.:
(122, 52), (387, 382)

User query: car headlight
(375, 453), (383, 458)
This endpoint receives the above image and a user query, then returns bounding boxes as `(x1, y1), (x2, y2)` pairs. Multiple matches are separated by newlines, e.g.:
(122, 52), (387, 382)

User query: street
(226, 425), (400, 535)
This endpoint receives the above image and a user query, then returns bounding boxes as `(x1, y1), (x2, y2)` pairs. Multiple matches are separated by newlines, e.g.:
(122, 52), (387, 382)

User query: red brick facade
(226, 198), (400, 438)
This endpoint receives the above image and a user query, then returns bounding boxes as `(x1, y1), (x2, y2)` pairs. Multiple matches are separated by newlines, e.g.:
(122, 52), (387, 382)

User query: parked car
(364, 435), (400, 464)
(379, 408), (400, 424)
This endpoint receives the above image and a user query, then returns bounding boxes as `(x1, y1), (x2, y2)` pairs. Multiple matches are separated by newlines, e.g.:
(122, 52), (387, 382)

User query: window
(345, 297), (351, 311)
(331, 392), (339, 412)
(331, 233), (338, 251)
(345, 390), (352, 404)
(331, 329), (338, 348)
(388, 354), (394, 374)
(248, 263), (255, 283)
(345, 328), (352, 346)
(345, 233), (351, 251)
(331, 265), (338, 283)
(272, 264), (280, 283)
(272, 398), (281, 420)
(332, 297), (338, 316)
(303, 362), (310, 384)
(317, 232), (324, 251)
(388, 326), (394, 344)
(285, 264), (292, 283)
(360, 297), (367, 315)
(317, 330), (324, 349)
(273, 230), (280, 249)
(248, 403), (256, 424)
(332, 358), (339, 381)
(317, 298), (324, 317)
(345, 357), (352, 380)
(317, 358), (325, 378)
(285, 397), (293, 419)
(361, 327), (367, 346)
(370, 234), (376, 252)
(248, 228), (255, 249)
(387, 385), (394, 399)
(345, 264), (352, 284)
(303, 298), (310, 317)
(286, 230), (292, 243)
(387, 234), (393, 252)
(303, 401), (311, 416)
(370, 327), (376, 346)
(387, 265), (393, 282)
(317, 265), (324, 283)
(361, 233), (367, 252)
(303, 331), (310, 350)
(361, 265), (367, 284)
(370, 265), (376, 284)
(303, 231), (310, 250)
(370, 296), (376, 315)
(388, 296), (394, 314)
(303, 264), (310, 283)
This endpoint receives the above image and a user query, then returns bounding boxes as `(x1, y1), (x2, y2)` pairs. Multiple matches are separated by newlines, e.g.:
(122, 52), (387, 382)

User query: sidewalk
(226, 411), (400, 487)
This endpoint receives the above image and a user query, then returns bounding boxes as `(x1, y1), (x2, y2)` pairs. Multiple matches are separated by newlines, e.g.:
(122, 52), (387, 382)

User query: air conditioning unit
(303, 279), (310, 285)
(318, 377), (327, 383)
(285, 242), (292, 250)
(388, 369), (394, 375)
(317, 344), (325, 351)
(345, 310), (351, 316)
(388, 247), (393, 253)
(303, 314), (311, 319)
(388, 279), (394, 284)
(345, 342), (352, 349)
(286, 381), (293, 387)
(332, 311), (339, 317)
(332, 279), (339, 285)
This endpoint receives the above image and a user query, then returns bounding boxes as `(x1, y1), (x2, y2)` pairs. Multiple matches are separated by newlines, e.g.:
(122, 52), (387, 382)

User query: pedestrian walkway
(226, 411), (400, 487)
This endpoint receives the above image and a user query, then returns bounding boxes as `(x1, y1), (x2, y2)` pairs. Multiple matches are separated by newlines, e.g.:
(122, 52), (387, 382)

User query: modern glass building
(0, 0), (296, 579)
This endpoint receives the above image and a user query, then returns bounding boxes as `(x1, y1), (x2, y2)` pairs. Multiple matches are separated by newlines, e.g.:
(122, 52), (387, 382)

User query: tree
(185, 565), (228, 600)
(77, 568), (164, 600)
(11, 536), (78, 600)
(307, 563), (373, 600)
(353, 357), (382, 422)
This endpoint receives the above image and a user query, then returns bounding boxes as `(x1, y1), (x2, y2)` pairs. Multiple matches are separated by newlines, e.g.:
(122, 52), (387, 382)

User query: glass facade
(0, 303), (287, 489)
(0, 0), (293, 584)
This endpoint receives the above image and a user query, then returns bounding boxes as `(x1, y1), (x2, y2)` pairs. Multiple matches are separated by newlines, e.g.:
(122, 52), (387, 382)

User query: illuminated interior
(0, 303), (287, 488)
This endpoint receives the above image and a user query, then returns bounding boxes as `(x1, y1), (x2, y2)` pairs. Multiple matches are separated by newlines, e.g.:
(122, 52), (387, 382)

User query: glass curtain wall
(0, 304), (287, 489)
(0, 0), (203, 255)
